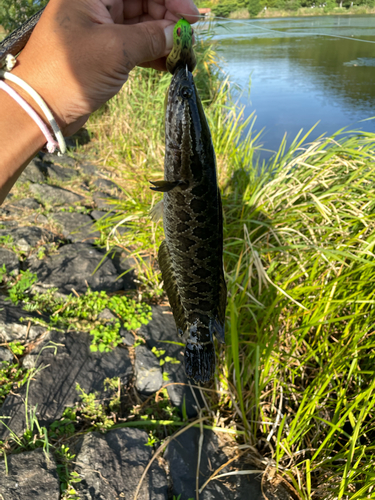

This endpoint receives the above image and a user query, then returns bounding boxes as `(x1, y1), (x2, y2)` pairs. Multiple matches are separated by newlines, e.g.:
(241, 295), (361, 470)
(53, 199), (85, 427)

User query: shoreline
(224, 5), (375, 19)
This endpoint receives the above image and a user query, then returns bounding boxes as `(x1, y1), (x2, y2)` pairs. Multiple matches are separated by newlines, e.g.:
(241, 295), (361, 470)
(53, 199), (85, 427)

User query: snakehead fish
(150, 23), (226, 383)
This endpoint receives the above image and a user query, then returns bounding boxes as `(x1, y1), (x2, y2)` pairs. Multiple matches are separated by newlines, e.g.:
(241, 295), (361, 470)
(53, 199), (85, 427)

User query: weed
(8, 342), (25, 356)
(7, 269), (38, 305)
(0, 361), (29, 405)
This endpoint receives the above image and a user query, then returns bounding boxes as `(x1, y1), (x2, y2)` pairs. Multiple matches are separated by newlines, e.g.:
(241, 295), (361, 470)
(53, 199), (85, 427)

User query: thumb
(123, 21), (175, 69)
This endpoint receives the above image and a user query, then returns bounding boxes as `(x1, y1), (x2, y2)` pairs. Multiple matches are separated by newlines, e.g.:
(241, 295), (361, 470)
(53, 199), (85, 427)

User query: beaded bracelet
(0, 53), (66, 155)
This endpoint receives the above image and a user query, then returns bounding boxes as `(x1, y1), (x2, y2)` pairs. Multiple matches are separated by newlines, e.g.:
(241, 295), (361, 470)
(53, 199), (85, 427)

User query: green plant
(0, 0), (48, 33)
(7, 269), (38, 305)
(0, 361), (29, 405)
(8, 342), (25, 356)
(89, 321), (121, 352)
(55, 444), (81, 498)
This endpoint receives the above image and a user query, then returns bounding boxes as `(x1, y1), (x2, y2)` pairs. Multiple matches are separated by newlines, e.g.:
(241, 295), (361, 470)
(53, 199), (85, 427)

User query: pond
(209, 15), (375, 160)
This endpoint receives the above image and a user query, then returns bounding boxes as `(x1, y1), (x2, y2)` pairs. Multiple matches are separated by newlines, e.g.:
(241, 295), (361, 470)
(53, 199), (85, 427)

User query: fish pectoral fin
(158, 240), (187, 335)
(214, 268), (227, 344)
(150, 200), (164, 223)
(149, 180), (187, 192)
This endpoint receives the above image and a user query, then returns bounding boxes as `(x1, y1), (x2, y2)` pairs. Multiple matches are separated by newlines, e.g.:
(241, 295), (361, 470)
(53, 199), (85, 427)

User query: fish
(150, 65), (227, 384)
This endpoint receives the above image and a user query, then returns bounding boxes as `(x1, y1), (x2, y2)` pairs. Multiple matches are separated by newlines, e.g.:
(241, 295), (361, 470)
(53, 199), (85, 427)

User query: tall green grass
(85, 32), (375, 499)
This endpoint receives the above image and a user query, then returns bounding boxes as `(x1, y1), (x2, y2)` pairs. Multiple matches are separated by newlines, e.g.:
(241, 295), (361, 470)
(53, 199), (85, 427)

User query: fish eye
(181, 87), (192, 99)
(177, 27), (181, 36)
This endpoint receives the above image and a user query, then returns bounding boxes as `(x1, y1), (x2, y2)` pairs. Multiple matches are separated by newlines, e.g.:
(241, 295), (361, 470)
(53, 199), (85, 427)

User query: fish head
(167, 66), (197, 112)
(166, 66), (211, 153)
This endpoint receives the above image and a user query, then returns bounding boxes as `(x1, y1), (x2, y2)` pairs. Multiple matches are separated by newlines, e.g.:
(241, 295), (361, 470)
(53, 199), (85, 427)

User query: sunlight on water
(205, 15), (375, 160)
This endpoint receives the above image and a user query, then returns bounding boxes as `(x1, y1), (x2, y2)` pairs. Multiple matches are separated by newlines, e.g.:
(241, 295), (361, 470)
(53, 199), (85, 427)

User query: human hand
(12, 0), (199, 136)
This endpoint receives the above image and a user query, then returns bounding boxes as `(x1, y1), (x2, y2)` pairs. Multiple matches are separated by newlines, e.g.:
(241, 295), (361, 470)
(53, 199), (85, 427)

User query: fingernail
(164, 24), (174, 51)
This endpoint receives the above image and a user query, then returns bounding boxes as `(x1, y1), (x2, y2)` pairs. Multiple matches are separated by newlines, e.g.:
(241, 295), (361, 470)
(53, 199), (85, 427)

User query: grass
(81, 28), (375, 498)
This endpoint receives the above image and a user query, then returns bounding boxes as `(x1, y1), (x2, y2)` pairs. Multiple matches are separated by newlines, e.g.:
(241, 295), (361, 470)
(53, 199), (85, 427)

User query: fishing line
(178, 12), (375, 44)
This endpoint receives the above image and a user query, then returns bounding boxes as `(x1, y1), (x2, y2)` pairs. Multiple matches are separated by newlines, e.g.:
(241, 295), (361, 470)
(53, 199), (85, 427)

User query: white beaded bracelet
(0, 54), (66, 155)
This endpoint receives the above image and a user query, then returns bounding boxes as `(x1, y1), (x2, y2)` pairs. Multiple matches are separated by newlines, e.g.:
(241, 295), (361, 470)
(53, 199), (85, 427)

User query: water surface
(209, 15), (375, 159)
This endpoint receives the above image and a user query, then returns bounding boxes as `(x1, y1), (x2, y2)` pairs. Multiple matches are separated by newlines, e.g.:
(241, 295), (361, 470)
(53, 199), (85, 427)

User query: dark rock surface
(138, 306), (202, 417)
(0, 448), (60, 500)
(0, 330), (133, 439)
(27, 243), (126, 295)
(51, 212), (100, 243)
(135, 345), (163, 396)
(46, 164), (78, 182)
(90, 210), (113, 221)
(165, 428), (263, 500)
(7, 198), (41, 210)
(93, 192), (119, 211)
(0, 226), (55, 253)
(0, 347), (13, 362)
(0, 296), (47, 342)
(75, 428), (168, 500)
(79, 161), (98, 175)
(120, 327), (135, 346)
(43, 153), (76, 167)
(29, 183), (84, 206)
(18, 159), (46, 184)
(93, 178), (121, 194)
(0, 247), (19, 274)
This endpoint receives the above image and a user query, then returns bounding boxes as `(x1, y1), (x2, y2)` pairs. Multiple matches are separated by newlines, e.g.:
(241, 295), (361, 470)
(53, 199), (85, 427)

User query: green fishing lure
(166, 18), (196, 75)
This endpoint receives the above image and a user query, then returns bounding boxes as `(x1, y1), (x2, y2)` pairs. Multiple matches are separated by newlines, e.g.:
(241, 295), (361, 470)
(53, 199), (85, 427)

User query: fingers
(122, 0), (199, 24)
(120, 20), (174, 68)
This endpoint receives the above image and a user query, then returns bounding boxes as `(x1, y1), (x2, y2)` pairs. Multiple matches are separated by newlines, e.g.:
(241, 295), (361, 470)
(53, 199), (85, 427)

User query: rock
(17, 159), (47, 184)
(93, 191), (119, 211)
(0, 227), (55, 253)
(106, 248), (136, 289)
(26, 243), (127, 295)
(120, 327), (135, 346)
(135, 345), (163, 396)
(0, 330), (132, 439)
(42, 153), (76, 167)
(25, 214), (49, 225)
(46, 164), (78, 182)
(0, 296), (47, 343)
(79, 162), (98, 175)
(0, 448), (60, 500)
(93, 178), (121, 194)
(0, 248), (19, 274)
(90, 210), (113, 221)
(138, 306), (202, 418)
(7, 198), (41, 210)
(75, 428), (168, 500)
(98, 308), (117, 322)
(51, 212), (100, 243)
(29, 183), (84, 206)
(164, 428), (263, 500)
(0, 347), (13, 362)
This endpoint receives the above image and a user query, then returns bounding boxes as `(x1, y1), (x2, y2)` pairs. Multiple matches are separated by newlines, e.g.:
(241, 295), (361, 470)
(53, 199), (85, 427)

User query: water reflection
(209, 15), (375, 159)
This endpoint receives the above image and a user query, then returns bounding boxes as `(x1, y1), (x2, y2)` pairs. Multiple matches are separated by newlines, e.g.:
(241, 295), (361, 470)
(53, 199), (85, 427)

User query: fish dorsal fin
(150, 180), (187, 192)
(150, 200), (164, 223)
(158, 240), (187, 335)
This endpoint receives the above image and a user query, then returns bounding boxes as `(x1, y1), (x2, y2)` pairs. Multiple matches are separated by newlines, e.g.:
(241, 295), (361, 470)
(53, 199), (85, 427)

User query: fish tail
(184, 341), (215, 384)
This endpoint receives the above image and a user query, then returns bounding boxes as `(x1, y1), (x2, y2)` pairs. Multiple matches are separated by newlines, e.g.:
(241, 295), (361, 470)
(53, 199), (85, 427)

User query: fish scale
(152, 66), (227, 383)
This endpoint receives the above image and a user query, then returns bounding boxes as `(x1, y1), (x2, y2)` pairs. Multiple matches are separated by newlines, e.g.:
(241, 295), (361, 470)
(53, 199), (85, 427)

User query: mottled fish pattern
(151, 67), (227, 383)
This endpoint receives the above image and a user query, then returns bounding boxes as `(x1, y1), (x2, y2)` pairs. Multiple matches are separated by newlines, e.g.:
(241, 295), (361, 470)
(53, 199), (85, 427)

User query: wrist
(0, 86), (46, 204)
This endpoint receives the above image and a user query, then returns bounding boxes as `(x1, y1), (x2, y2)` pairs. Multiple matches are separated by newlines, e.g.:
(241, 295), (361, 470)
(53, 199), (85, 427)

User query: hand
(12, 0), (199, 136)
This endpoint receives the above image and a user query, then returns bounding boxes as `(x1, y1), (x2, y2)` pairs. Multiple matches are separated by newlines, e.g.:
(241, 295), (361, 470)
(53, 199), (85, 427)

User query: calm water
(208, 15), (375, 159)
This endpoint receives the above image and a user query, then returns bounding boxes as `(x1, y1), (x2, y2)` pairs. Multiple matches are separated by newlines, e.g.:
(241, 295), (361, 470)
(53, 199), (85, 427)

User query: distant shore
(227, 5), (375, 19)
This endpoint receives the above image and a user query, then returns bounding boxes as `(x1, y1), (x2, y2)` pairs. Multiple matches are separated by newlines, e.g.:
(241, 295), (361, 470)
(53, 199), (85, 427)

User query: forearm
(0, 84), (46, 204)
